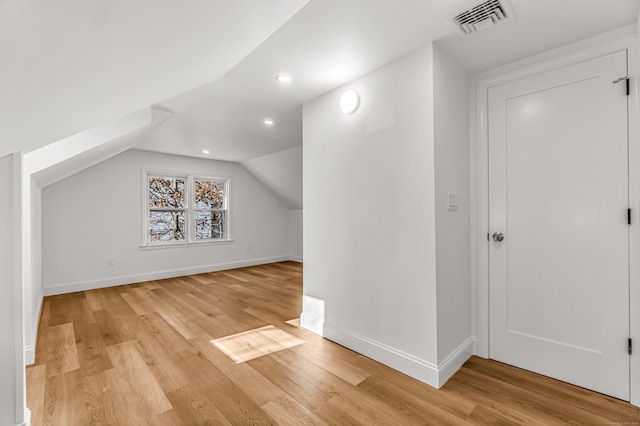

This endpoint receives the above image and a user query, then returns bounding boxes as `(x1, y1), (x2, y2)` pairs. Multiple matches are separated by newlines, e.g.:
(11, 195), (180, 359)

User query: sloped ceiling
(134, 0), (478, 162)
(30, 107), (174, 188)
(3, 0), (639, 208)
(134, 0), (639, 163)
(0, 0), (309, 158)
(241, 146), (303, 209)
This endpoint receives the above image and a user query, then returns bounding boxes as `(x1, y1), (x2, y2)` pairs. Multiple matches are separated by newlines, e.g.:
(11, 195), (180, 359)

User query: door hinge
(629, 338), (633, 355)
(627, 78), (630, 96)
(613, 76), (630, 96)
(629, 209), (632, 225)
(487, 233), (490, 241)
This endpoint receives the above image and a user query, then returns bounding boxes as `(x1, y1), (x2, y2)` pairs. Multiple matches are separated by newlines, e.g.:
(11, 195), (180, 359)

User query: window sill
(139, 239), (234, 250)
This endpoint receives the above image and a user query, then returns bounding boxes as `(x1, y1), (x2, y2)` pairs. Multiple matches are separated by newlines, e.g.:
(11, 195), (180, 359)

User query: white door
(488, 51), (630, 400)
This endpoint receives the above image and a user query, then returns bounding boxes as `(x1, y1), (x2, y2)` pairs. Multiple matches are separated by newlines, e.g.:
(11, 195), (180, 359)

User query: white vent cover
(447, 0), (515, 35)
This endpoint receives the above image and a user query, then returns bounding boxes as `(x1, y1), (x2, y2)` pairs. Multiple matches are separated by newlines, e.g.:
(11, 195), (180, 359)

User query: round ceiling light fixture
(264, 119), (274, 126)
(339, 89), (360, 114)
(276, 74), (292, 83)
(202, 149), (210, 155)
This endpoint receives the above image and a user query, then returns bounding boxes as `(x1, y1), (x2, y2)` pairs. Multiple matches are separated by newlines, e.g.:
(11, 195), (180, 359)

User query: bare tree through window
(146, 174), (228, 245)
(148, 176), (186, 242)
(195, 180), (226, 240)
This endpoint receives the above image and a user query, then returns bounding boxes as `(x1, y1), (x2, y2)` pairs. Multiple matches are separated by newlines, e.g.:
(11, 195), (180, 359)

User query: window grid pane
(149, 176), (186, 208)
(149, 211), (186, 242)
(195, 180), (225, 209)
(195, 210), (226, 240)
(145, 173), (228, 245)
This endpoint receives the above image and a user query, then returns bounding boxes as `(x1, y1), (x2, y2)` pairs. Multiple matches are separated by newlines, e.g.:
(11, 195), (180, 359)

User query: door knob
(492, 232), (504, 242)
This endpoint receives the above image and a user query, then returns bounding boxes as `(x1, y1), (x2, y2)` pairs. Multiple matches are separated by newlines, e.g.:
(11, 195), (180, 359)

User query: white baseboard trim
(25, 296), (43, 366)
(300, 313), (324, 336)
(16, 408), (31, 426)
(288, 255), (303, 263)
(471, 337), (480, 356)
(323, 322), (441, 388)
(24, 345), (35, 367)
(322, 322), (473, 389)
(300, 295), (325, 336)
(436, 337), (474, 387)
(43, 255), (290, 296)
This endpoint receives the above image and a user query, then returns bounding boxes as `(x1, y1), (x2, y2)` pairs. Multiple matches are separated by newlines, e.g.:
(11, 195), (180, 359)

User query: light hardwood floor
(27, 262), (640, 425)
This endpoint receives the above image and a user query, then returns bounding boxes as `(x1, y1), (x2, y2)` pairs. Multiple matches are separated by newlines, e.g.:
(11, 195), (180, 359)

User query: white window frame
(141, 169), (232, 248)
(193, 175), (229, 241)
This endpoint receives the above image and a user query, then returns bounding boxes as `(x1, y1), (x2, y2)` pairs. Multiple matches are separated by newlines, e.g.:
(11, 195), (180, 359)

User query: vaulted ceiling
(2, 0), (638, 164)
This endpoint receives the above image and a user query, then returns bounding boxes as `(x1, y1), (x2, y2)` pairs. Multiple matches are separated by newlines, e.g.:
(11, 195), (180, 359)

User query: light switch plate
(447, 192), (459, 212)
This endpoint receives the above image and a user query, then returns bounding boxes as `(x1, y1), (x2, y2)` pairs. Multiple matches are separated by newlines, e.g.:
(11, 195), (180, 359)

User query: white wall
(289, 209), (303, 262)
(302, 43), (473, 388)
(0, 154), (28, 426)
(303, 45), (442, 384)
(433, 44), (472, 364)
(242, 146), (303, 263)
(41, 149), (291, 294)
(241, 145), (303, 209)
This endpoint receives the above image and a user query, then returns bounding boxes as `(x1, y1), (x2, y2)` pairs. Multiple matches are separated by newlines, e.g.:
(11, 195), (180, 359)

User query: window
(194, 179), (226, 240)
(148, 175), (187, 242)
(145, 172), (229, 246)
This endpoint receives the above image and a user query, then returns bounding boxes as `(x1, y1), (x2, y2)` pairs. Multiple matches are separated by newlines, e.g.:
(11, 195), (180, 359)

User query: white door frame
(472, 34), (640, 405)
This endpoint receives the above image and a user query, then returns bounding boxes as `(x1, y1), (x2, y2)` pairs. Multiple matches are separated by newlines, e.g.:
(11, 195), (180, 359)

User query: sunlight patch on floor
(211, 325), (304, 363)
(285, 318), (300, 327)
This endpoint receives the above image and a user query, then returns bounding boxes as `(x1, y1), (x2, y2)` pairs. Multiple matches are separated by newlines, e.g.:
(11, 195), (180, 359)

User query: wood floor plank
(147, 287), (212, 340)
(81, 370), (120, 425)
(164, 384), (232, 425)
(461, 356), (640, 420)
(150, 408), (197, 426)
(185, 353), (277, 425)
(139, 311), (193, 354)
(93, 309), (139, 347)
(357, 374), (476, 425)
(190, 335), (291, 407)
(27, 262), (640, 425)
(288, 337), (371, 386)
(248, 354), (333, 410)
(73, 321), (113, 376)
(47, 293), (93, 326)
(448, 365), (600, 425)
(43, 370), (88, 426)
(262, 395), (328, 425)
(26, 364), (46, 426)
(120, 288), (156, 316)
(266, 348), (434, 425)
(132, 329), (194, 393)
(37, 323), (80, 377)
(39, 298), (51, 328)
(104, 341), (172, 422)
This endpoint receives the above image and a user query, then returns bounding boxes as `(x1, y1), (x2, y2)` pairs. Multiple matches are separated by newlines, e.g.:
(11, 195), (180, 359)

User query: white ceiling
(135, 0), (479, 161)
(134, 0), (639, 162)
(0, 0), (309, 158)
(438, 0), (639, 74)
(3, 0), (638, 164)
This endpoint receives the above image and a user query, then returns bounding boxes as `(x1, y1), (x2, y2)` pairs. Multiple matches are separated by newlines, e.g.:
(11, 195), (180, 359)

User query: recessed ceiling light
(264, 119), (274, 125)
(276, 74), (292, 83)
(202, 149), (210, 154)
(340, 89), (360, 114)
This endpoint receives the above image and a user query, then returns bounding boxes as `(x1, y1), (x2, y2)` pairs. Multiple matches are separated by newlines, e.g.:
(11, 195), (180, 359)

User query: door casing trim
(471, 33), (640, 405)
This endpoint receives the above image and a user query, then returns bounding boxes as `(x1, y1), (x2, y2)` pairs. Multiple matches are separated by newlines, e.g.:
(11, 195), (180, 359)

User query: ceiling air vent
(447, 0), (515, 35)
